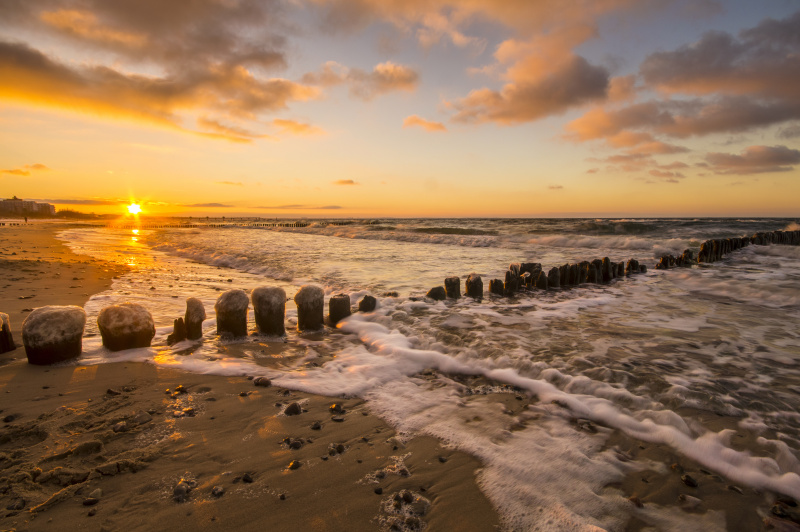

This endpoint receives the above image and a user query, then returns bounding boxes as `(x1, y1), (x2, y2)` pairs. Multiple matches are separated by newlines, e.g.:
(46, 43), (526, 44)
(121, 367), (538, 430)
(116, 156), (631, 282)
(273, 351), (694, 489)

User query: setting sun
(127, 203), (141, 215)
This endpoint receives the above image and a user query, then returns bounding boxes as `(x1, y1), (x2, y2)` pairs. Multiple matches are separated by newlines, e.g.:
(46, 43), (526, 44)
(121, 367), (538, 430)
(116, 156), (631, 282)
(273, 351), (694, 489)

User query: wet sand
(0, 224), (499, 531)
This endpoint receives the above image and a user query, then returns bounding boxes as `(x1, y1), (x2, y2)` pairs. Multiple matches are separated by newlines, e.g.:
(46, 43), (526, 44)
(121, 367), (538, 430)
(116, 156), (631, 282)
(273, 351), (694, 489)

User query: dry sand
(0, 223), (499, 531)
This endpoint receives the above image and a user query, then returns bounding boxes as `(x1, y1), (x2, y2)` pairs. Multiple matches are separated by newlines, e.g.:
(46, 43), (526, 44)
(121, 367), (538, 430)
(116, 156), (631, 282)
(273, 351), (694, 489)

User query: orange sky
(1, 1), (799, 217)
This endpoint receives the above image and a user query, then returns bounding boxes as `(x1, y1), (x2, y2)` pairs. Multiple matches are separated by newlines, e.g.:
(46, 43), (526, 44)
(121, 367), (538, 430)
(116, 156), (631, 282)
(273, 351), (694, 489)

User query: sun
(127, 203), (142, 215)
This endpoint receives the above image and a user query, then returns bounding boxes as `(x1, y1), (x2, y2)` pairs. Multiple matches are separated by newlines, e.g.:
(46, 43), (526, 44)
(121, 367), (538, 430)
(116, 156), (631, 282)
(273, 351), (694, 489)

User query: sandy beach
(0, 223), (499, 531)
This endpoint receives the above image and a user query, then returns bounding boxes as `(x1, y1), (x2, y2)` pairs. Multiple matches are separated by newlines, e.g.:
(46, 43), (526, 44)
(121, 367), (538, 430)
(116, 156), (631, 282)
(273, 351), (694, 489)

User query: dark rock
(0, 313), (14, 354)
(547, 267), (560, 289)
(328, 294), (352, 325)
(489, 279), (504, 296)
(331, 416), (344, 422)
(358, 295), (377, 312)
(166, 317), (187, 345)
(426, 286), (446, 301)
(284, 402), (302, 416)
(22, 306), (86, 365)
(444, 277), (461, 299)
(288, 460), (302, 470)
(83, 497), (99, 506)
(242, 473), (254, 483)
(253, 377), (271, 387)
(465, 274), (483, 299)
(251, 286), (286, 336)
(310, 421), (321, 430)
(681, 474), (698, 487)
(173, 479), (195, 502)
(294, 285), (324, 331)
(329, 403), (344, 414)
(184, 297), (206, 340)
(534, 271), (548, 290)
(374, 487), (383, 495)
(215, 290), (249, 337)
(211, 486), (225, 497)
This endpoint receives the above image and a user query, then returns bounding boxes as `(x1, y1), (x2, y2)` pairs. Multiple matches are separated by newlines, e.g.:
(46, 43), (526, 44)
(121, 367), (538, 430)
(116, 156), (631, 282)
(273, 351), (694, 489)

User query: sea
(58, 218), (800, 531)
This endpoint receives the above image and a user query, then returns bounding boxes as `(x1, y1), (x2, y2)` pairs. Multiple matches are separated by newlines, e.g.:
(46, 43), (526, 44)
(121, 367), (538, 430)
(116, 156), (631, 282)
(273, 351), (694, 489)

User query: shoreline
(0, 223), (500, 531)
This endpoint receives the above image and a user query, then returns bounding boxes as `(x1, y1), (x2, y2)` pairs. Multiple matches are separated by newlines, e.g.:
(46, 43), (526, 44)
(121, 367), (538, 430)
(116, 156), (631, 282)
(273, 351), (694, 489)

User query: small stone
(726, 485), (743, 494)
(242, 473), (254, 483)
(83, 497), (99, 506)
(374, 487), (383, 495)
(89, 489), (102, 499)
(284, 402), (302, 416)
(87, 508), (97, 516)
(358, 295), (377, 312)
(331, 416), (344, 422)
(289, 440), (302, 450)
(212, 486), (225, 497)
(329, 403), (344, 414)
(253, 377), (271, 387)
(112, 421), (128, 433)
(438, 456), (447, 463)
(279, 494), (286, 500)
(310, 421), (321, 430)
(681, 474), (698, 488)
(173, 480), (193, 502)
(335, 444), (345, 454)
(175, 385), (187, 394)
(425, 286), (446, 301)
(239, 391), (249, 397)
(182, 407), (195, 417)
(288, 460), (302, 470)
(106, 388), (121, 396)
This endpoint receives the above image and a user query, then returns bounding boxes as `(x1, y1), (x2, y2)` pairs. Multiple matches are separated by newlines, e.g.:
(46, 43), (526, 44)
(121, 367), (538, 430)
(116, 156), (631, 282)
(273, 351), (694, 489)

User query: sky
(1, 0), (799, 218)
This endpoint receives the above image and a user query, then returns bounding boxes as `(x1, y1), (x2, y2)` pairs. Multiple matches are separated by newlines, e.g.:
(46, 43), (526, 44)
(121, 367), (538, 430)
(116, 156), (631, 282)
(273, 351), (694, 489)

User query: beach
(0, 223), (499, 531)
(1, 219), (799, 531)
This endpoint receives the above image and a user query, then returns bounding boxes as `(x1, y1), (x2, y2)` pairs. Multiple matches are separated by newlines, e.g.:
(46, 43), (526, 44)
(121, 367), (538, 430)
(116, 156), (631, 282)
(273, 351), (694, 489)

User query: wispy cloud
(215, 181), (243, 186)
(1, 163), (49, 176)
(302, 61), (419, 100)
(332, 179), (358, 185)
(182, 202), (233, 208)
(548, 185), (564, 190)
(273, 118), (324, 136)
(256, 204), (343, 210)
(403, 115), (447, 132)
(42, 198), (122, 205)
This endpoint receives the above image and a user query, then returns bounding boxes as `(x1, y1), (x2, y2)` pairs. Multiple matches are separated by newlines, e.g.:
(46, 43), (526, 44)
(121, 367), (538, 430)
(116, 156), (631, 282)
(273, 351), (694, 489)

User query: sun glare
(127, 203), (142, 214)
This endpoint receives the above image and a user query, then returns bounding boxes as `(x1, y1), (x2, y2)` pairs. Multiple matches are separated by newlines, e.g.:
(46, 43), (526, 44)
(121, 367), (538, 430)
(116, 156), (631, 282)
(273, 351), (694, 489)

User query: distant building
(1, 197), (56, 216)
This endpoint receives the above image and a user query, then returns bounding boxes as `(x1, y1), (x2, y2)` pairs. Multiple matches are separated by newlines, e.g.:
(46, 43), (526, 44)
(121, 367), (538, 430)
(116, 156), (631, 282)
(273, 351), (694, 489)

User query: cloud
(448, 28), (610, 125)
(215, 181), (243, 186)
(548, 185), (564, 190)
(256, 204), (343, 210)
(402, 115), (446, 132)
(197, 117), (271, 142)
(640, 12), (800, 101)
(42, 198), (122, 205)
(1, 163), (49, 176)
(0, 41), (320, 141)
(273, 119), (324, 136)
(302, 61), (419, 100)
(704, 145), (800, 175)
(183, 203), (233, 208)
(332, 179), (358, 185)
(778, 124), (800, 139)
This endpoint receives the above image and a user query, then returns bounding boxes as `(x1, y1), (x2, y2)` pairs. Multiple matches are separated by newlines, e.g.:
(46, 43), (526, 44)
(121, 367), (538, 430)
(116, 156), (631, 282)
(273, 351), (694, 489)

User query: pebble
(284, 403), (302, 416)
(105, 388), (121, 396)
(212, 486), (225, 497)
(335, 444), (345, 454)
(175, 385), (187, 394)
(253, 377), (271, 387)
(288, 460), (302, 470)
(239, 391), (249, 397)
(310, 421), (322, 430)
(331, 416), (344, 422)
(173, 479), (195, 502)
(242, 473), (254, 483)
(681, 474), (698, 488)
(112, 421), (128, 433)
(83, 497), (99, 506)
(89, 489), (102, 499)
(438, 456), (447, 463)
(87, 508), (97, 517)
(279, 494), (286, 500)
(329, 403), (344, 414)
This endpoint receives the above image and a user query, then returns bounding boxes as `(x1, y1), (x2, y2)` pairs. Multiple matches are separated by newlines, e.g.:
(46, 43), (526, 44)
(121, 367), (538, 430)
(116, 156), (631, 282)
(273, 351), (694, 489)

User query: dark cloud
(705, 145), (800, 175)
(451, 56), (609, 124)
